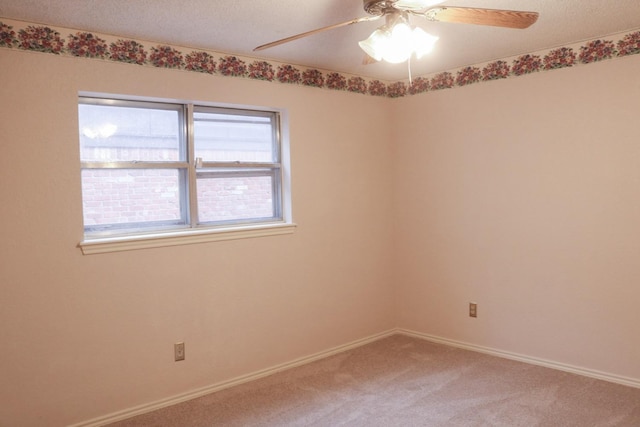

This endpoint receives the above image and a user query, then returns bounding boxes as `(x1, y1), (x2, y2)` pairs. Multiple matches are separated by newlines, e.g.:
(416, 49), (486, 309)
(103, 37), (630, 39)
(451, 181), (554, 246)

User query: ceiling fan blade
(254, 16), (382, 51)
(425, 7), (539, 29)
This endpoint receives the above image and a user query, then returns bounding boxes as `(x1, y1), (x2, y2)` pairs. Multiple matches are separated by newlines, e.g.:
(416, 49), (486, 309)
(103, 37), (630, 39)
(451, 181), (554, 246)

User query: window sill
(78, 223), (297, 255)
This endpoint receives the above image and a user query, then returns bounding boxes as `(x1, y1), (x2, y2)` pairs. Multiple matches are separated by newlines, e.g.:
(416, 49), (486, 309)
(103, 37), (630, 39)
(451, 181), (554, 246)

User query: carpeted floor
(109, 334), (640, 426)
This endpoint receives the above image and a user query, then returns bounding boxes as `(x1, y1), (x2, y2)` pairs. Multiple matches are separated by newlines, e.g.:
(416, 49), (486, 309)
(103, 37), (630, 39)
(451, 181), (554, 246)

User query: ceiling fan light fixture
(383, 21), (413, 63)
(358, 12), (438, 64)
(412, 27), (439, 59)
(358, 28), (388, 61)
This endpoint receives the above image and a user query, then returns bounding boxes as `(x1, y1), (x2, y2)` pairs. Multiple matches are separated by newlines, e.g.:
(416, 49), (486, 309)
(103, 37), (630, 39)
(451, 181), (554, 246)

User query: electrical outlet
(469, 302), (477, 318)
(174, 342), (185, 361)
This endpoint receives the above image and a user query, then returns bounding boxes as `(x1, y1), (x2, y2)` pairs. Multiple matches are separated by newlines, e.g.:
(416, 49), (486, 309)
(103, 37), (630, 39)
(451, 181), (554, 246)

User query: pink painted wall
(393, 55), (640, 380)
(0, 49), (394, 426)
(2, 43), (640, 427)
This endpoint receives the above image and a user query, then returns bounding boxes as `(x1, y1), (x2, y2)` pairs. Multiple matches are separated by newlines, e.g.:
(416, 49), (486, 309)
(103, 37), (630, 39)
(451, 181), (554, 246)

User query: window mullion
(272, 112), (283, 220)
(186, 104), (198, 229)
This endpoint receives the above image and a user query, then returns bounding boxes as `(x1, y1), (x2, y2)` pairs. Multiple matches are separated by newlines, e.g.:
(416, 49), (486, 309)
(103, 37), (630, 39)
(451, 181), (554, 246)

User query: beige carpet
(109, 335), (640, 426)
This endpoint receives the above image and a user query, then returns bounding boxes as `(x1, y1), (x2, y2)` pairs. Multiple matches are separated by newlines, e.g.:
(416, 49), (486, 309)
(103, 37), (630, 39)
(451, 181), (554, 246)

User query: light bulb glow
(358, 29), (389, 62)
(358, 15), (438, 64)
(412, 27), (439, 59)
(382, 23), (413, 63)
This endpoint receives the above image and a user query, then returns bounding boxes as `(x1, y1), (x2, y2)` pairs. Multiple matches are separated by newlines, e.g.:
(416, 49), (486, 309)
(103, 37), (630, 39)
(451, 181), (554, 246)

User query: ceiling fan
(254, 0), (539, 64)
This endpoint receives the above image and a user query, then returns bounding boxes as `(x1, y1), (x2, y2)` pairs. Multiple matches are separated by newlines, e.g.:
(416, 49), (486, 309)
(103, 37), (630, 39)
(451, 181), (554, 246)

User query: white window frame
(77, 95), (294, 255)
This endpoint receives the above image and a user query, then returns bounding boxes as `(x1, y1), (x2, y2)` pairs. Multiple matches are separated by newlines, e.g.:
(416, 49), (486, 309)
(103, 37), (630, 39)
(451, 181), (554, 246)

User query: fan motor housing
(363, 0), (395, 15)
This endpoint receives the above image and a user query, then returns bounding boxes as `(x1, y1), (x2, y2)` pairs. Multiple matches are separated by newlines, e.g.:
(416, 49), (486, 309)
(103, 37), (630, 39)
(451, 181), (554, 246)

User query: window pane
(194, 111), (276, 162)
(196, 174), (276, 223)
(79, 103), (182, 162)
(81, 169), (186, 230)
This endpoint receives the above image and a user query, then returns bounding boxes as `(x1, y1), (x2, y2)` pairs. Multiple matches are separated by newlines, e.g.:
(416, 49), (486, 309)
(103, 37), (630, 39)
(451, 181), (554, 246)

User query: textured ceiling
(1, 0), (640, 81)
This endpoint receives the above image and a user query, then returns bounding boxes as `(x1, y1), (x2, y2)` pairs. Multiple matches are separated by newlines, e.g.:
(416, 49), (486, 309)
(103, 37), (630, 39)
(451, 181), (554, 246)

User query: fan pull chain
(407, 55), (413, 86)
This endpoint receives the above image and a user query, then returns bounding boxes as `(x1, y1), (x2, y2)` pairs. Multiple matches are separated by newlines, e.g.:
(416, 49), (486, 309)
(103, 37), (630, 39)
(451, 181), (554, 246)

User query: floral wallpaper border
(1, 18), (639, 98)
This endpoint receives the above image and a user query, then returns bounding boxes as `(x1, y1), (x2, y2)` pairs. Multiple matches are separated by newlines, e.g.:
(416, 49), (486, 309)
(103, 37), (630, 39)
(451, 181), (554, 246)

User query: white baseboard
(69, 329), (397, 427)
(397, 328), (640, 390)
(71, 327), (640, 426)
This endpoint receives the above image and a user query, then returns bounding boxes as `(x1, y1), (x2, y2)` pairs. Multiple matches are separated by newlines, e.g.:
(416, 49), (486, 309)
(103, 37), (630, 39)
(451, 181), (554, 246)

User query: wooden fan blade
(254, 16), (382, 51)
(425, 7), (539, 29)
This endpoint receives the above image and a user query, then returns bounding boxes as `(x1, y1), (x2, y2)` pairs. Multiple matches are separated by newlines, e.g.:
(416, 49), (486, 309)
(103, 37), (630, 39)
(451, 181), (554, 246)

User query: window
(78, 96), (293, 254)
